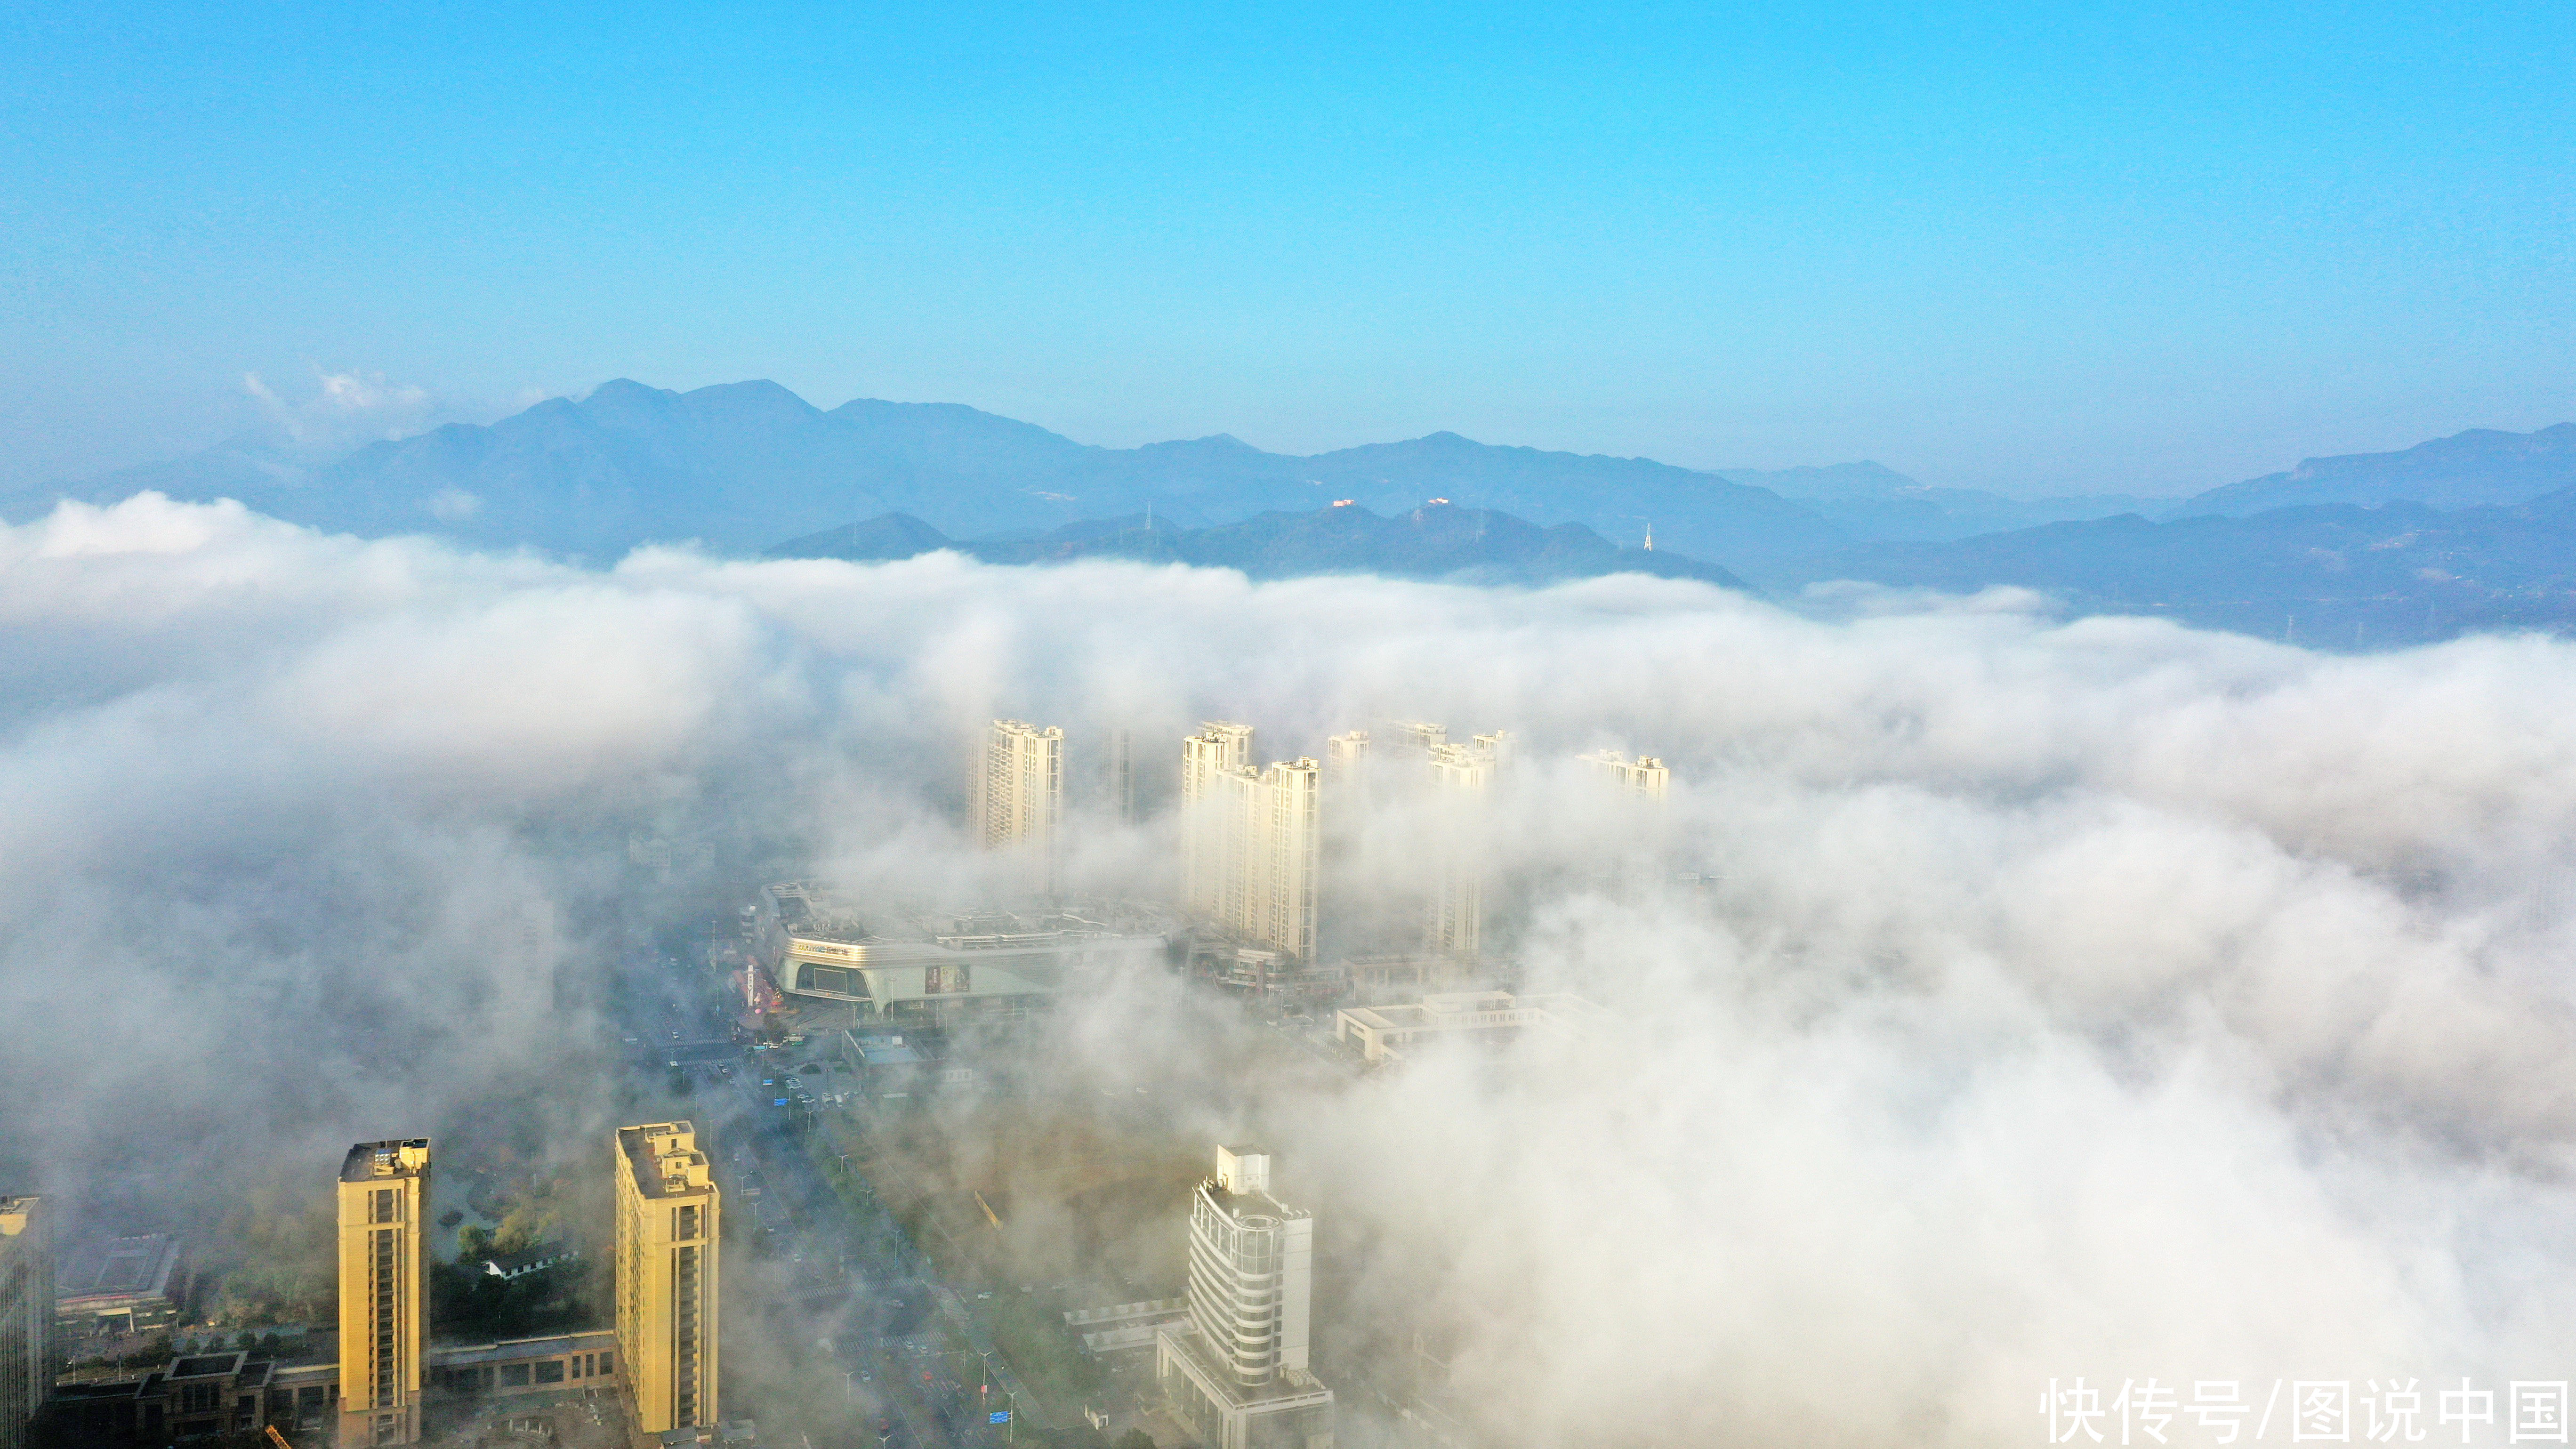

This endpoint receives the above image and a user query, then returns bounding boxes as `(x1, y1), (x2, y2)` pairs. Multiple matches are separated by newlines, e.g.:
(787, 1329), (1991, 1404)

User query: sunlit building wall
(1238, 758), (1321, 962)
(335, 1139), (430, 1448)
(0, 1196), (51, 1449)
(1578, 749), (1668, 800)
(1182, 722), (1256, 918)
(974, 719), (1064, 891)
(1324, 730), (1370, 811)
(1158, 1147), (1336, 1449)
(1182, 726), (1321, 961)
(1424, 744), (1492, 959)
(614, 1122), (721, 1438)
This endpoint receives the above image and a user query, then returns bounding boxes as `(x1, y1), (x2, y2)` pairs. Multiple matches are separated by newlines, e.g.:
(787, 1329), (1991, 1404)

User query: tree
(1115, 1431), (1156, 1449)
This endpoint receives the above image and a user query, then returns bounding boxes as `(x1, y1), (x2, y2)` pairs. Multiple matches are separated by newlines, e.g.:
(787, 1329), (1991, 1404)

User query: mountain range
(21, 379), (1840, 567)
(16, 378), (2576, 644)
(1827, 487), (2576, 645)
(767, 501), (1746, 589)
(2169, 423), (2576, 516)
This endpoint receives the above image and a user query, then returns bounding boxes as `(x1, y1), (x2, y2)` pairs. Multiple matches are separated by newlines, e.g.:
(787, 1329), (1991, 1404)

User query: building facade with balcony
(1157, 1148), (1334, 1449)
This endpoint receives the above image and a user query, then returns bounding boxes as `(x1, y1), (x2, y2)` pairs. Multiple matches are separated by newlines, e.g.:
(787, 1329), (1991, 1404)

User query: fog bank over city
(7, 493), (2576, 1444)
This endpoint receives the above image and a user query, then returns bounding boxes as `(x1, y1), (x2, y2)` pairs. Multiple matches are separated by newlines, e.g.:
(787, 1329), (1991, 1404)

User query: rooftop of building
(764, 883), (1178, 949)
(617, 1123), (714, 1200)
(1338, 990), (1612, 1028)
(169, 1353), (242, 1380)
(340, 1138), (430, 1183)
(57, 1233), (185, 1303)
(1202, 1181), (1310, 1224)
(1202, 1148), (1307, 1221)
(427, 1328), (616, 1368)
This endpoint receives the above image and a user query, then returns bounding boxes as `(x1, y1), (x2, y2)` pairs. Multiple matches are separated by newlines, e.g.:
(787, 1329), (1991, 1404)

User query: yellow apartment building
(336, 1139), (431, 1447)
(613, 1123), (721, 1440)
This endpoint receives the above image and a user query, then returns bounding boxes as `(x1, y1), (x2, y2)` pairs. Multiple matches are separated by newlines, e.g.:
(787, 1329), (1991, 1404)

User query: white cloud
(242, 368), (450, 455)
(427, 487), (481, 522)
(4, 493), (2574, 1443)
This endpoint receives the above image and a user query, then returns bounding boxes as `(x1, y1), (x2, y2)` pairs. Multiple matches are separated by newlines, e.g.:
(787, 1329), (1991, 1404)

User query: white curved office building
(1158, 1147), (1336, 1449)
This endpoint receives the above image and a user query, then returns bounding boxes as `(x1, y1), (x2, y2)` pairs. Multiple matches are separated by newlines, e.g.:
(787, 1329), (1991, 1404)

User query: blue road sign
(989, 1411), (1011, 1424)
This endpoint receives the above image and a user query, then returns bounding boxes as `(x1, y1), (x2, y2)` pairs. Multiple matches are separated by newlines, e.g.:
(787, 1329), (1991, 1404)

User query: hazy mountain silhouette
(1721, 460), (2174, 542)
(12, 380), (1843, 569)
(2168, 424), (2576, 517)
(768, 501), (1747, 589)
(21, 381), (2576, 643)
(1831, 487), (2576, 644)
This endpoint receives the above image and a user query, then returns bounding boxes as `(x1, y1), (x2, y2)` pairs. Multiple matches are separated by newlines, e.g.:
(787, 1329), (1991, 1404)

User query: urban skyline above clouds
(10, 6), (2576, 1449)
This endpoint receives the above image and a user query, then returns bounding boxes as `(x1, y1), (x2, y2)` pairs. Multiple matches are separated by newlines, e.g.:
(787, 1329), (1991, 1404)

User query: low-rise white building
(1333, 990), (1613, 1065)
(754, 883), (1177, 1028)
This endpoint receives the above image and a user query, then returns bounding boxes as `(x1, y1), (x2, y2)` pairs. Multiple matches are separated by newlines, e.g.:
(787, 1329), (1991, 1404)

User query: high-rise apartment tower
(0, 1196), (51, 1449)
(615, 1122), (721, 1438)
(1579, 749), (1669, 800)
(1182, 724), (1321, 961)
(1324, 731), (1369, 778)
(974, 719), (1064, 891)
(1425, 743), (1493, 959)
(1182, 722), (1256, 917)
(336, 1139), (430, 1448)
(1157, 1147), (1335, 1449)
(1109, 728), (1136, 824)
(1323, 732), (1370, 815)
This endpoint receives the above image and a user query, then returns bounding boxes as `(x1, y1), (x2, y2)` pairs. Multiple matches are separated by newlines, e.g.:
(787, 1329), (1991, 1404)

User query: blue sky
(4, 1), (2573, 494)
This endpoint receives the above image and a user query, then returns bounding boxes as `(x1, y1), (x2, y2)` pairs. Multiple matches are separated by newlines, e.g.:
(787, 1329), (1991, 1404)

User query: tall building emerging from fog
(1381, 720), (1447, 762)
(1325, 731), (1368, 771)
(615, 1122), (721, 1438)
(0, 1196), (51, 1449)
(336, 1139), (430, 1448)
(1183, 725), (1322, 961)
(1424, 743), (1493, 958)
(1158, 1147), (1335, 1449)
(1109, 728), (1137, 824)
(974, 719), (1064, 891)
(1324, 730), (1369, 803)
(1417, 731), (1510, 960)
(1183, 722), (1257, 916)
(1580, 749), (1668, 800)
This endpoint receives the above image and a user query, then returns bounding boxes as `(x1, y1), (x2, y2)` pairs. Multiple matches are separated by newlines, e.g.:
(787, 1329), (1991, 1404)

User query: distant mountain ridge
(1827, 486), (2576, 644)
(11, 379), (1845, 569)
(2169, 423), (2576, 516)
(768, 500), (1747, 589)
(16, 379), (2576, 644)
